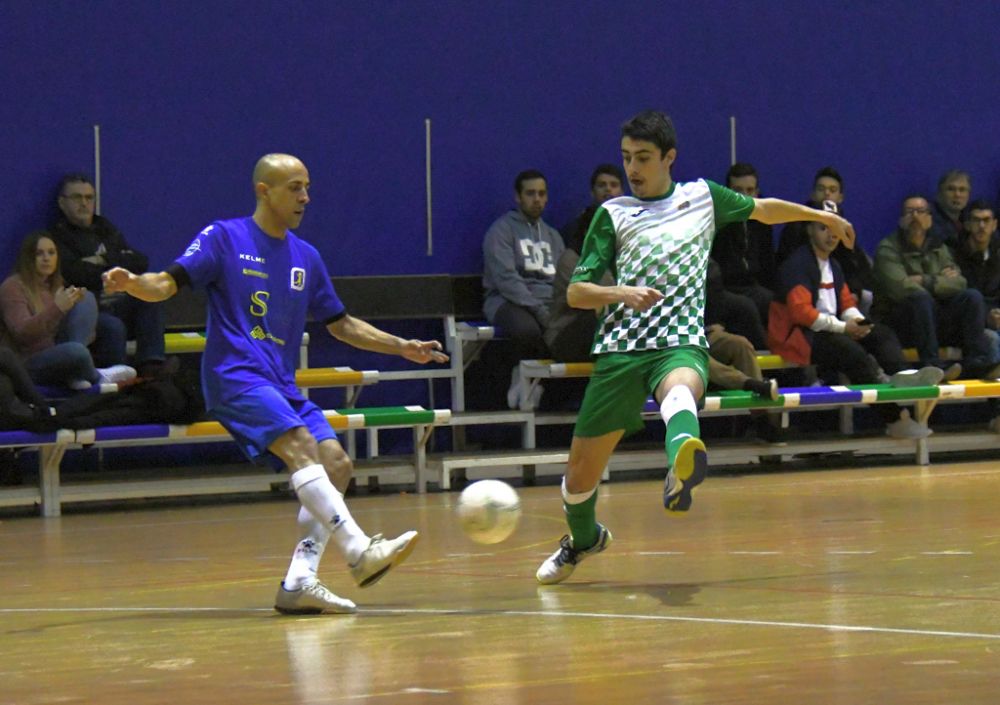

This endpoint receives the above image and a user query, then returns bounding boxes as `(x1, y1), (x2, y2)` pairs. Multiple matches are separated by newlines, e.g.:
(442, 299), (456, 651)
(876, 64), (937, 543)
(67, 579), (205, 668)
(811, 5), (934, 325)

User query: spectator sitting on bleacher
(873, 194), (1000, 379)
(931, 169), (971, 250)
(769, 202), (944, 438)
(50, 173), (167, 378)
(0, 231), (135, 390)
(954, 200), (1000, 353)
(705, 258), (782, 442)
(546, 164), (624, 362)
(776, 166), (875, 313)
(710, 163), (775, 329)
(483, 169), (565, 408)
(953, 200), (1000, 432)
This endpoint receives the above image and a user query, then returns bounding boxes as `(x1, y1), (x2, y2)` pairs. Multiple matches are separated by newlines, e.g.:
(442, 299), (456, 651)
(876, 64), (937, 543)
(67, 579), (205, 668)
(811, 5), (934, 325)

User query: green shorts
(573, 346), (709, 438)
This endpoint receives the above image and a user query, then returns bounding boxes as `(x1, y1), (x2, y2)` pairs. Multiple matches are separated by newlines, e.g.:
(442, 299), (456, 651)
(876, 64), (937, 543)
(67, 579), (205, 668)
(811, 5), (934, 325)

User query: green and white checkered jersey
(572, 179), (755, 354)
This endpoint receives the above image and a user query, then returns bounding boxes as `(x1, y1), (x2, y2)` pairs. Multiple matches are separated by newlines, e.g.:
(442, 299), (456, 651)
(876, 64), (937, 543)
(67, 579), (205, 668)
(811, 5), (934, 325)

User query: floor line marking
(3, 605), (998, 642)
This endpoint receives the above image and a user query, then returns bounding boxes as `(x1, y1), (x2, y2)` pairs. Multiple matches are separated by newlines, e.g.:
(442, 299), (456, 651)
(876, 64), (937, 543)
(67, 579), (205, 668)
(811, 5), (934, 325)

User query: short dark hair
(621, 110), (677, 158)
(726, 162), (758, 187)
(814, 166), (843, 190)
(589, 163), (624, 188)
(937, 169), (971, 189)
(901, 193), (930, 210)
(514, 169), (546, 194)
(58, 173), (93, 195)
(966, 199), (995, 217)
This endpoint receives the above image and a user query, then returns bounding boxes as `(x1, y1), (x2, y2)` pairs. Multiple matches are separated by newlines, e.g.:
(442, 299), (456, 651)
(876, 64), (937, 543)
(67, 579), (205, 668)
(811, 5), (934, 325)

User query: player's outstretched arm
(567, 281), (663, 312)
(750, 198), (856, 250)
(327, 315), (449, 364)
(102, 267), (178, 302)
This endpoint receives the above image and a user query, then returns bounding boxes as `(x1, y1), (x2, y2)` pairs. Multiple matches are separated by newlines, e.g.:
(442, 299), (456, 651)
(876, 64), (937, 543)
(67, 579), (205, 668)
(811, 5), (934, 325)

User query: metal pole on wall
(729, 116), (736, 166)
(425, 118), (433, 256)
(93, 124), (102, 215)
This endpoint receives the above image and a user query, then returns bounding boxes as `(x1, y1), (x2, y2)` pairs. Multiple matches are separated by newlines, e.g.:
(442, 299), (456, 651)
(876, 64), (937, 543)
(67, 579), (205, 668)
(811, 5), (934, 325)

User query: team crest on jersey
(290, 267), (306, 291)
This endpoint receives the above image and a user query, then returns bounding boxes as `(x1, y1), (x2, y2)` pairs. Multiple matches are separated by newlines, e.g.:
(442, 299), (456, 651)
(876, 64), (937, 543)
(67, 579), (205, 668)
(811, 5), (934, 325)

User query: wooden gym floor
(2, 460), (1000, 704)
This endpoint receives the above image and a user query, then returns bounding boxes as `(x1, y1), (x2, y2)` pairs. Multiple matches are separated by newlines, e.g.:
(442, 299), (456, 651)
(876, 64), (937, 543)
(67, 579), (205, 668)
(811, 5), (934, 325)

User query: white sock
(561, 477), (597, 505)
(290, 464), (370, 564)
(283, 506), (330, 591)
(659, 386), (697, 427)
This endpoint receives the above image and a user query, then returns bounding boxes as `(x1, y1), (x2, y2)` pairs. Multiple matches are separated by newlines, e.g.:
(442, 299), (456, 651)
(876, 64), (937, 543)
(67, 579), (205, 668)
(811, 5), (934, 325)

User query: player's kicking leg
(656, 366), (708, 515)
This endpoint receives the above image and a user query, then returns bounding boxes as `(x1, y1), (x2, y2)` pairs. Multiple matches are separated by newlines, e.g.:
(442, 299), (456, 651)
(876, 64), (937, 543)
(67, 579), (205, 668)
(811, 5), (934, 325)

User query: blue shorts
(211, 386), (337, 470)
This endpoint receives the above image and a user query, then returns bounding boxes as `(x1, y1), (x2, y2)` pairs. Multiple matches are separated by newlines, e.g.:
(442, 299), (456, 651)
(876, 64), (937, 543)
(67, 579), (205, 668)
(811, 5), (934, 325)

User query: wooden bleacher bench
(7, 405), (450, 518)
(0, 367), (453, 517)
(430, 379), (1000, 491)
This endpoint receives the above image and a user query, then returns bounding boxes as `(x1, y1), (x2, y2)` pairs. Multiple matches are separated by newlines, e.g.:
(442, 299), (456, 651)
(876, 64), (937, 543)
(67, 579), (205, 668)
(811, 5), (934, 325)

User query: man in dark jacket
(50, 174), (166, 376)
(711, 162), (775, 328)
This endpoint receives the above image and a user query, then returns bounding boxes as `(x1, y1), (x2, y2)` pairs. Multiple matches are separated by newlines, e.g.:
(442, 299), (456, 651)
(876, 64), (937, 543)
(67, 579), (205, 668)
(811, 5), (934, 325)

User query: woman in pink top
(0, 231), (135, 390)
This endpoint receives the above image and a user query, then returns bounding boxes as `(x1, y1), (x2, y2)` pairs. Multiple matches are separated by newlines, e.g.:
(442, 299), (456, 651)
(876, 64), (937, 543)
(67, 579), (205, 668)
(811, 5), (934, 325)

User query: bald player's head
(253, 153), (305, 191)
(252, 153), (311, 234)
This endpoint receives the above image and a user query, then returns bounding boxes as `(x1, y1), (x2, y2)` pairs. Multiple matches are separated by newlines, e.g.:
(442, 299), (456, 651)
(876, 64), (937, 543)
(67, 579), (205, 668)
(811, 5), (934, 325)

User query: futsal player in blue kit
(103, 153), (449, 615)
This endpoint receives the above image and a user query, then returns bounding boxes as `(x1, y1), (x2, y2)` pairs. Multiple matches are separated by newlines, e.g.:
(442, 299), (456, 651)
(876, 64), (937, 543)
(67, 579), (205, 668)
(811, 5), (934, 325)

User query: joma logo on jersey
(182, 240), (201, 257)
(239, 253), (266, 264)
(290, 267), (306, 291)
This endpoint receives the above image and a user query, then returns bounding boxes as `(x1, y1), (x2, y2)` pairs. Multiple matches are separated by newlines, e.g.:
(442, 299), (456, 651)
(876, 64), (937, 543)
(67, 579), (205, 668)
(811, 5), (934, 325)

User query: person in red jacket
(768, 203), (943, 438)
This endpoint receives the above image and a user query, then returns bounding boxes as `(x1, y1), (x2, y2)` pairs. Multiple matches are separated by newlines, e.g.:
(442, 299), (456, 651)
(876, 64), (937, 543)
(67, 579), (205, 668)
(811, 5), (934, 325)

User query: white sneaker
(274, 580), (357, 615)
(69, 379), (93, 390)
(97, 364), (137, 385)
(349, 531), (419, 588)
(886, 409), (932, 439)
(536, 524), (613, 585)
(888, 366), (944, 388)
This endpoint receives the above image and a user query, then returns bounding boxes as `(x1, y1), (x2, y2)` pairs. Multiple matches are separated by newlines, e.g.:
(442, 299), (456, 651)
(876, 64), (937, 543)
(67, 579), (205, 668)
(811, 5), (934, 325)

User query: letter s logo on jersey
(250, 290), (270, 317)
(290, 267), (306, 291)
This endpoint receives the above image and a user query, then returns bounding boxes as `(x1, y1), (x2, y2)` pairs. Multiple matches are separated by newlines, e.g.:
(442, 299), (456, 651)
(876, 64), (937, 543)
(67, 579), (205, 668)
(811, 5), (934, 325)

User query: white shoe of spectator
(69, 379), (93, 390)
(888, 366), (944, 388)
(525, 382), (543, 410)
(886, 409), (931, 439)
(506, 366), (521, 409)
(97, 365), (137, 385)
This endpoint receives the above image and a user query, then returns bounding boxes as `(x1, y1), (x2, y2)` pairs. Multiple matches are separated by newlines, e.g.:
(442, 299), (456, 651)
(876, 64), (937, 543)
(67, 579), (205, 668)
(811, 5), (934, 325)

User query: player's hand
(826, 214), (856, 250)
(102, 267), (133, 294)
(620, 285), (664, 312)
(53, 285), (85, 312)
(845, 318), (871, 340)
(401, 339), (449, 364)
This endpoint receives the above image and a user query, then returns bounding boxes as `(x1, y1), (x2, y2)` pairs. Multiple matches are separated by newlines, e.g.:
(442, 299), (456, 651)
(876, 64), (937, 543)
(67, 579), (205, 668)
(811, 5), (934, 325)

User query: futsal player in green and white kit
(536, 110), (856, 584)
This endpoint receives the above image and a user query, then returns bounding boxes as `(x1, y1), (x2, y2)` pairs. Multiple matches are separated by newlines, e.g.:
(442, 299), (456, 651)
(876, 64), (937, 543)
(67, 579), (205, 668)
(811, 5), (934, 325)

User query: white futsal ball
(457, 480), (522, 544)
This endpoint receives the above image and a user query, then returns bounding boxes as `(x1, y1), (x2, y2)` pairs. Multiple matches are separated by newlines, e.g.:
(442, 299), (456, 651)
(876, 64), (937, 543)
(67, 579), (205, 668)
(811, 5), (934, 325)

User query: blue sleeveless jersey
(174, 217), (345, 410)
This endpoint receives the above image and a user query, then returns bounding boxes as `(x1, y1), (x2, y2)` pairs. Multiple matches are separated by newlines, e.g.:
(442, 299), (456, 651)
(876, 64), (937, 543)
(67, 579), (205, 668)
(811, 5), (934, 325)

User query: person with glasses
(49, 173), (167, 378)
(873, 195), (999, 379)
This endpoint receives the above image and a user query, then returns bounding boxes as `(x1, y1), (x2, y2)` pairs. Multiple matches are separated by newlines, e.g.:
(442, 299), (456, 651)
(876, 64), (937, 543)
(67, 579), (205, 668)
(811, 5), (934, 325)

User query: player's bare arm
(102, 267), (178, 302)
(327, 314), (449, 364)
(750, 198), (856, 250)
(567, 281), (663, 313)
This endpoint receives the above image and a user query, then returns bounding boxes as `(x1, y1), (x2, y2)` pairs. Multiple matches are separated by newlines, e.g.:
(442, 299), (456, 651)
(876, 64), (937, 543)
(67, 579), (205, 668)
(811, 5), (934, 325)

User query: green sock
(564, 490), (599, 550)
(665, 410), (699, 468)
